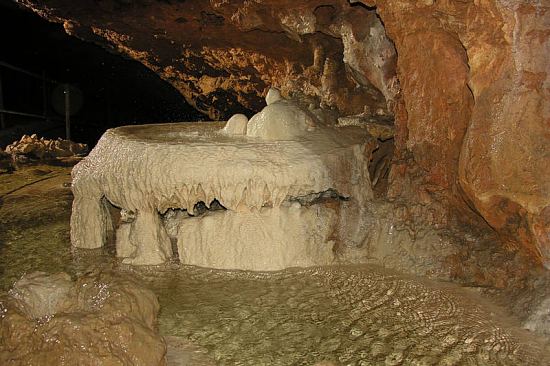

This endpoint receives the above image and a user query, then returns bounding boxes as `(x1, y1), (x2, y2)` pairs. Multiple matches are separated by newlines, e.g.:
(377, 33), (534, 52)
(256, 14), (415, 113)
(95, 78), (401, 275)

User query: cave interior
(0, 0), (549, 364)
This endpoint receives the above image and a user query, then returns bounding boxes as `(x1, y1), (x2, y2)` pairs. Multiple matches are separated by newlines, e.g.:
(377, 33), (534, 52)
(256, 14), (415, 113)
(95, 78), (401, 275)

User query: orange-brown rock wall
(357, 0), (550, 266)
(20, 0), (397, 119)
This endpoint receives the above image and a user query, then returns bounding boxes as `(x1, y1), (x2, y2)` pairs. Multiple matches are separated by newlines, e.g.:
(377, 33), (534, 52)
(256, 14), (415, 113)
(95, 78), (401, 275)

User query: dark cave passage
(0, 1), (206, 148)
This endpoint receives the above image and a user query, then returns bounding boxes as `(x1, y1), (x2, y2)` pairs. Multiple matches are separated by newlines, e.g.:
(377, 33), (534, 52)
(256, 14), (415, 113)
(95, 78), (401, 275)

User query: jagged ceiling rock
(18, 0), (398, 120)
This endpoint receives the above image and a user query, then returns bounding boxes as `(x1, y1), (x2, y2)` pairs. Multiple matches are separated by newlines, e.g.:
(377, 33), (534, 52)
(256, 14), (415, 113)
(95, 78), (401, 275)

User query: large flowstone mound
(71, 97), (375, 269)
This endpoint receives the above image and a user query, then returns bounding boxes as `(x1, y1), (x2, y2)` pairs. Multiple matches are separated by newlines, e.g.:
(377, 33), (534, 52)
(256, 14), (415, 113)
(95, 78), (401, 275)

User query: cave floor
(1, 165), (549, 365)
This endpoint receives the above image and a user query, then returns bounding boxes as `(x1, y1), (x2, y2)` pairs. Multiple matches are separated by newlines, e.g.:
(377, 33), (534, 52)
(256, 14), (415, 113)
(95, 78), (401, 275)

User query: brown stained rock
(0, 271), (166, 366)
(17, 0), (396, 119)
(353, 0), (550, 267)
(340, 8), (399, 108)
(458, 3), (550, 266)
(8, 272), (72, 319)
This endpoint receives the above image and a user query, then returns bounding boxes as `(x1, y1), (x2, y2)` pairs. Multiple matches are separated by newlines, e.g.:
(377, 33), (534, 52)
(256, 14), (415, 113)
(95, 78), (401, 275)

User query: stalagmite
(265, 87), (282, 105)
(221, 113), (248, 135)
(246, 99), (317, 140)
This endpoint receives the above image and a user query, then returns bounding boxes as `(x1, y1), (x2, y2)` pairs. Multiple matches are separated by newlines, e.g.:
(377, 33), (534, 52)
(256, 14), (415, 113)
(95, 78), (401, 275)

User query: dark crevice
(314, 5), (337, 26)
(369, 138), (394, 196)
(289, 189), (349, 207)
(349, 1), (377, 11)
(189, 199), (227, 217)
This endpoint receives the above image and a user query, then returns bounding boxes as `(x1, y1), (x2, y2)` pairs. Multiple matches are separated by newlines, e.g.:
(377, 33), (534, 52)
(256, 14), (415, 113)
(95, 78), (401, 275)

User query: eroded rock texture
(18, 0), (397, 120)
(353, 0), (550, 267)
(17, 0), (550, 267)
(71, 118), (374, 268)
(0, 271), (166, 365)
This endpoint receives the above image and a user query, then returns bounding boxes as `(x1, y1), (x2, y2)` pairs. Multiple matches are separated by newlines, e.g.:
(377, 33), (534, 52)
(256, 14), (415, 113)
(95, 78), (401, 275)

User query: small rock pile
(4, 134), (88, 161)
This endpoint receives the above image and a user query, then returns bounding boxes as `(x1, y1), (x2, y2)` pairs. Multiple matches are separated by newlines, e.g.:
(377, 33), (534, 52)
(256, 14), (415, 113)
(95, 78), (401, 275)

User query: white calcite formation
(246, 99), (317, 140)
(71, 95), (374, 269)
(265, 87), (282, 105)
(221, 113), (248, 135)
(177, 205), (336, 271)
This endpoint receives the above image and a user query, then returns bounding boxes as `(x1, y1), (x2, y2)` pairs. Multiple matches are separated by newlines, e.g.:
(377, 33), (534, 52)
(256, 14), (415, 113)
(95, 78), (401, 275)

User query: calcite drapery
(71, 108), (374, 268)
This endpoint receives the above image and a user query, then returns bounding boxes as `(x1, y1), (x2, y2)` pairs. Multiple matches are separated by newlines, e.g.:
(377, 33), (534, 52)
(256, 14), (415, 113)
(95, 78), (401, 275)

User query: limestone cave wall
(17, 0), (550, 268)
(358, 0), (550, 268)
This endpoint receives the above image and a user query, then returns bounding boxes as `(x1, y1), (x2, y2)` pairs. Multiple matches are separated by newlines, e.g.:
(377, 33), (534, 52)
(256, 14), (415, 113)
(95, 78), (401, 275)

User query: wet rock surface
(1, 165), (550, 364)
(150, 265), (550, 365)
(70, 120), (374, 268)
(8, 271), (72, 319)
(0, 270), (166, 366)
(354, 0), (550, 268)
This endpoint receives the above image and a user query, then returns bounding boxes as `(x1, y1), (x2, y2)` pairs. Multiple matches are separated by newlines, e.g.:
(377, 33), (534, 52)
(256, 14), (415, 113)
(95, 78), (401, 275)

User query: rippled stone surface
(136, 265), (548, 365)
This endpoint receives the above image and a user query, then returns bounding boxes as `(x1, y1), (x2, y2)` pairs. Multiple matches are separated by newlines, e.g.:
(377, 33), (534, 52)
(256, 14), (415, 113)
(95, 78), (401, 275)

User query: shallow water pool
(0, 166), (548, 365)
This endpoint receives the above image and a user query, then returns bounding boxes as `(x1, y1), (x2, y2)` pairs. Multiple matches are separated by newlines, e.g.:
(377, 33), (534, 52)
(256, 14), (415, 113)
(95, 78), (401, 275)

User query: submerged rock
(0, 271), (166, 366)
(8, 271), (72, 319)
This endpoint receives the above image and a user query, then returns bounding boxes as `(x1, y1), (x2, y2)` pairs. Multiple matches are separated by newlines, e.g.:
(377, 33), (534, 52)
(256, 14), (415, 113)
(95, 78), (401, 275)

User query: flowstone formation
(71, 92), (375, 269)
(0, 271), (166, 366)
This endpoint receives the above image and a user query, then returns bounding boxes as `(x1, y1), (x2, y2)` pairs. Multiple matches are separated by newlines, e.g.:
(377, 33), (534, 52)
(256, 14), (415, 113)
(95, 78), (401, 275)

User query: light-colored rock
(523, 296), (550, 337)
(222, 113), (248, 135)
(246, 99), (316, 140)
(265, 87), (282, 105)
(177, 205), (336, 271)
(116, 210), (173, 265)
(163, 209), (188, 238)
(341, 12), (399, 108)
(71, 196), (113, 249)
(8, 271), (72, 319)
(71, 121), (374, 268)
(4, 134), (87, 162)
